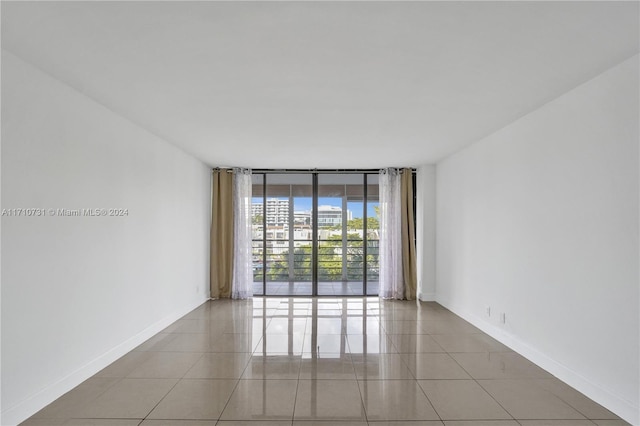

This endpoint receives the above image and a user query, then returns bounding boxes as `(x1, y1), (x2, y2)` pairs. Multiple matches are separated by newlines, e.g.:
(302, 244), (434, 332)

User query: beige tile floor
(21, 298), (629, 426)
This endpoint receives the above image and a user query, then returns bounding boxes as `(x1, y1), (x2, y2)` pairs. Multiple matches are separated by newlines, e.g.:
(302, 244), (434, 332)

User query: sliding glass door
(251, 171), (379, 296)
(252, 173), (313, 296)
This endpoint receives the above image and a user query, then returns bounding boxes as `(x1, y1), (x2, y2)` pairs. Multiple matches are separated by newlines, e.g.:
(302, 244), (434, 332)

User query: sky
(252, 197), (379, 218)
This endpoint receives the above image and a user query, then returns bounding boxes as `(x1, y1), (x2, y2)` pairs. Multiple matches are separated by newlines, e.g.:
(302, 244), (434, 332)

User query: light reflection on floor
(252, 281), (379, 296)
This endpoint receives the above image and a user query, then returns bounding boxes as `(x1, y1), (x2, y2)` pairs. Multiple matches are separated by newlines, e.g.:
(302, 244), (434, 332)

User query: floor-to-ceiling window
(251, 171), (380, 296)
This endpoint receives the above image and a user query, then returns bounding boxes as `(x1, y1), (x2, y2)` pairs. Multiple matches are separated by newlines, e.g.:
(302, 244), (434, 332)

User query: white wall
(1, 51), (211, 425)
(436, 55), (639, 423)
(416, 165), (436, 301)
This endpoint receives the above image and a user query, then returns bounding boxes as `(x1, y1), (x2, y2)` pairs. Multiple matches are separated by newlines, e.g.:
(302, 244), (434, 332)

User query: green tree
(347, 217), (379, 230)
(293, 245), (312, 281)
(318, 235), (342, 280)
(260, 231), (380, 283)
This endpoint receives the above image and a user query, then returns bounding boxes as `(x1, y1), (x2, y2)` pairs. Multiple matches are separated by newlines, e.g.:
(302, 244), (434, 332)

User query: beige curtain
(210, 169), (234, 299)
(401, 168), (417, 300)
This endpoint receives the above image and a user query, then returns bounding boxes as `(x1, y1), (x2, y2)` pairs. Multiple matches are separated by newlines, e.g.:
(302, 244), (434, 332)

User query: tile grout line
(291, 347), (303, 425)
(447, 350), (524, 423)
(213, 316), (261, 423)
(528, 378), (619, 422)
(353, 361), (371, 424)
(139, 351), (206, 422)
(387, 326), (444, 424)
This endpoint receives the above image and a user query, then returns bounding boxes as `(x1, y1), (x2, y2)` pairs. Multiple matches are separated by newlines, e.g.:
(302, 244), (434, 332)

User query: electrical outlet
(500, 313), (506, 324)
(485, 306), (491, 317)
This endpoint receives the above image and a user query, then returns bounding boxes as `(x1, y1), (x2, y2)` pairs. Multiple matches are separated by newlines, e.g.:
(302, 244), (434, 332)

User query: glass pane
(251, 173), (265, 296)
(317, 174), (365, 296)
(366, 174), (380, 295)
(264, 173), (313, 296)
(253, 171), (379, 297)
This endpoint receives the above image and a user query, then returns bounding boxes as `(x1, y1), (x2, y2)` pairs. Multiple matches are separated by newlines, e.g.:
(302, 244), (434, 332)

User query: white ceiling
(2, 1), (638, 168)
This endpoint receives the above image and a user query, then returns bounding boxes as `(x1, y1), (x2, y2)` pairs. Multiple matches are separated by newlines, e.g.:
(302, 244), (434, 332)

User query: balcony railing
(252, 239), (379, 282)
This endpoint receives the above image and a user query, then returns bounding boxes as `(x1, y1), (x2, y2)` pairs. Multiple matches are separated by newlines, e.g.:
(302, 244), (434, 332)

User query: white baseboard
(436, 298), (639, 426)
(1, 297), (208, 426)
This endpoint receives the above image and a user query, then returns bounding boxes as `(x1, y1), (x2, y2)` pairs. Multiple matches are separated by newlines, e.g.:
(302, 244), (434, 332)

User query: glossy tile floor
(22, 298), (629, 426)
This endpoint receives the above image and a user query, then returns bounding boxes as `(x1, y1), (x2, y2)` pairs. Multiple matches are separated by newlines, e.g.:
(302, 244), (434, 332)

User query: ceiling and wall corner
(1, 1), (638, 169)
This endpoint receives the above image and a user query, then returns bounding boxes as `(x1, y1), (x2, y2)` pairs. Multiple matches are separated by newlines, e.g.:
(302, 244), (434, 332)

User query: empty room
(1, 1), (638, 426)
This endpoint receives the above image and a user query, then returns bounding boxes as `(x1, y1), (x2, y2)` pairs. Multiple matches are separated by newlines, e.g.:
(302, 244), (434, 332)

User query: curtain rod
(249, 168), (416, 174)
(212, 168), (417, 174)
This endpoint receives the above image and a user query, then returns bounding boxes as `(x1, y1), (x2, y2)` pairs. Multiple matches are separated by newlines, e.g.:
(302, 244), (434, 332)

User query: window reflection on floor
(250, 297), (392, 358)
(253, 281), (379, 296)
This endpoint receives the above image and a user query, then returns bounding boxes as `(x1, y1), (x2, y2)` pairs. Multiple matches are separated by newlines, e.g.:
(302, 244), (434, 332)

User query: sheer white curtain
(232, 168), (253, 299)
(379, 168), (404, 299)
